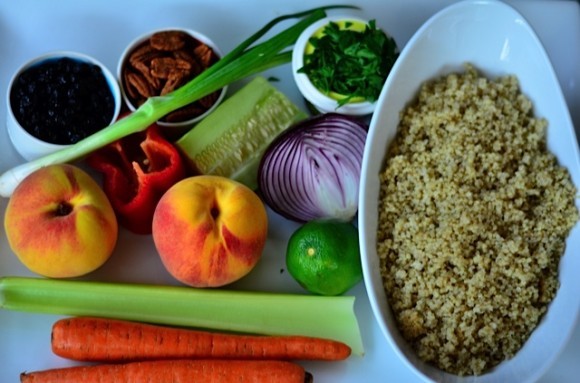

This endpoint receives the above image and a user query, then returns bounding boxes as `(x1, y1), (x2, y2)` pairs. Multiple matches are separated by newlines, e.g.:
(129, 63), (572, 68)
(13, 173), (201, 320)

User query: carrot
(20, 359), (313, 383)
(51, 316), (351, 362)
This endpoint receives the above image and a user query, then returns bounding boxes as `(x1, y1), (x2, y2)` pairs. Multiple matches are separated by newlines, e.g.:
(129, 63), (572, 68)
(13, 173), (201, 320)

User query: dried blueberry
(10, 57), (115, 145)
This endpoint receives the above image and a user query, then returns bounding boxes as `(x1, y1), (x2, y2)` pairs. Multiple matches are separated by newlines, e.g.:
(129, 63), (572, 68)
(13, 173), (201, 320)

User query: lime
(286, 219), (363, 296)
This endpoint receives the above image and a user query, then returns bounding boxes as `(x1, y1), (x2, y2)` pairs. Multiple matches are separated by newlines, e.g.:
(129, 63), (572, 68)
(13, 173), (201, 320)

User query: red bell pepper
(87, 122), (186, 234)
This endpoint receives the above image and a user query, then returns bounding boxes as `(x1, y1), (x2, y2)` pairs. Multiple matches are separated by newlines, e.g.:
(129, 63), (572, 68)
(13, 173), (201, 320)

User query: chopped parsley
(298, 20), (398, 107)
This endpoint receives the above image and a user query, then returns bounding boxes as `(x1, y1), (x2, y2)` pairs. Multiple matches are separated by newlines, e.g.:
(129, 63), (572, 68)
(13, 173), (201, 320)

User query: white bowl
(292, 16), (383, 116)
(117, 27), (227, 136)
(358, 1), (580, 382)
(6, 51), (121, 161)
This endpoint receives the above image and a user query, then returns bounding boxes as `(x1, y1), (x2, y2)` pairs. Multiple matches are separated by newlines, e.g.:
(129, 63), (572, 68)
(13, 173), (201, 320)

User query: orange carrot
(20, 359), (313, 383)
(51, 316), (351, 362)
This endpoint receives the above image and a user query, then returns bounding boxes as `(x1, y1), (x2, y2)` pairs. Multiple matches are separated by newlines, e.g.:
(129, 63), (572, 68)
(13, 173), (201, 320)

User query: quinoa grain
(377, 65), (578, 376)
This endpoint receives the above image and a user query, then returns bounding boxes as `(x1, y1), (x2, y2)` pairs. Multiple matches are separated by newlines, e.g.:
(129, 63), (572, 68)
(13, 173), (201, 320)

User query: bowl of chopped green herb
(292, 15), (398, 116)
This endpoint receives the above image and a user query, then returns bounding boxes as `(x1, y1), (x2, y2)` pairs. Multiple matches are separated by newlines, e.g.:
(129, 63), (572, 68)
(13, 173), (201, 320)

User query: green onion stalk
(0, 5), (358, 198)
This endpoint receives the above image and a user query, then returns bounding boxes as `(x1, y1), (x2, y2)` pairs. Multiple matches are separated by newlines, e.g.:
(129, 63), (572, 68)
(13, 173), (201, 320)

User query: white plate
(359, 1), (580, 382)
(1, 1), (579, 382)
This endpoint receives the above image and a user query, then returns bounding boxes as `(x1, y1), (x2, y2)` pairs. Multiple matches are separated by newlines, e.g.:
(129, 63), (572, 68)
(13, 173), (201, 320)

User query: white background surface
(0, 1), (578, 382)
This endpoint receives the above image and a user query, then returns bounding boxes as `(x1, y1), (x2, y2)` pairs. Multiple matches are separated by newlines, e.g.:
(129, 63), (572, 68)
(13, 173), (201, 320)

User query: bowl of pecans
(118, 28), (227, 135)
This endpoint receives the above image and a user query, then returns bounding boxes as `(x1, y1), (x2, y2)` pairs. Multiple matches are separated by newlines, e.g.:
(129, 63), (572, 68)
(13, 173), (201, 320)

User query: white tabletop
(1, 1), (578, 382)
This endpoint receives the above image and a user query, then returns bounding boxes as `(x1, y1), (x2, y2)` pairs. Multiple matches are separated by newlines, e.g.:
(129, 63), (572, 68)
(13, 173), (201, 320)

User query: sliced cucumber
(176, 76), (307, 190)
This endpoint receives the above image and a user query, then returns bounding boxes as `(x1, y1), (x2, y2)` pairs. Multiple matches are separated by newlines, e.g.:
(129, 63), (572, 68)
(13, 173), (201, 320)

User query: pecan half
(151, 57), (192, 79)
(150, 31), (187, 51)
(160, 71), (188, 95)
(194, 44), (216, 67)
(125, 71), (154, 99)
(129, 44), (162, 67)
(133, 61), (161, 91)
(174, 49), (203, 76)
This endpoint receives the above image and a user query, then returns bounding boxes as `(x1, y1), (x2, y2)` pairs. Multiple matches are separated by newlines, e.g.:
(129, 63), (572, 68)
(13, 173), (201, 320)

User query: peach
(152, 175), (268, 287)
(3, 164), (118, 278)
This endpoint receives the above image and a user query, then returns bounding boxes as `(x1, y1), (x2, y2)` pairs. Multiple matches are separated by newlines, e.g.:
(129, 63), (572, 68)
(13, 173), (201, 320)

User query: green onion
(0, 276), (364, 355)
(0, 5), (358, 198)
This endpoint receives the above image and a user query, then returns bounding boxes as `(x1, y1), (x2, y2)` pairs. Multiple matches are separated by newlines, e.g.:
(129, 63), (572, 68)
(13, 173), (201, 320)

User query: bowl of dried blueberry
(6, 51), (121, 161)
(118, 28), (227, 136)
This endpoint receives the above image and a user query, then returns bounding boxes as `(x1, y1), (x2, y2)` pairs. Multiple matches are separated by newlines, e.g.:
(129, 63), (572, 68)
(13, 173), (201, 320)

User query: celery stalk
(0, 276), (364, 355)
(0, 5), (358, 198)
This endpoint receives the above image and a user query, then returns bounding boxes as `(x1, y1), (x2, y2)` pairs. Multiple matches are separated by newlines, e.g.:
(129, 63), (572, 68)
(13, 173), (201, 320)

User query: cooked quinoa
(376, 65), (579, 376)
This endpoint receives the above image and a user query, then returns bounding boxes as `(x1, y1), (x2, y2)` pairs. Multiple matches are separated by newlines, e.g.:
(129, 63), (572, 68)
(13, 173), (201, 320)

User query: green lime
(286, 219), (363, 296)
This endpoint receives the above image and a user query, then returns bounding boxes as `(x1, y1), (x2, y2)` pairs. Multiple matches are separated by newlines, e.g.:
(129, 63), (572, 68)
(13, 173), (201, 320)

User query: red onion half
(258, 113), (368, 222)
